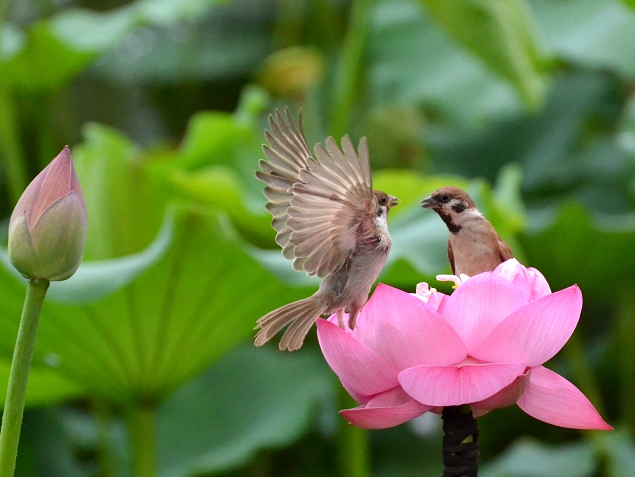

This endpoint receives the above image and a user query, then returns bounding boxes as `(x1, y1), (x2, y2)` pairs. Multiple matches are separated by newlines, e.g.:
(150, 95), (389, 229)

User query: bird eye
(440, 194), (450, 203)
(379, 197), (387, 206)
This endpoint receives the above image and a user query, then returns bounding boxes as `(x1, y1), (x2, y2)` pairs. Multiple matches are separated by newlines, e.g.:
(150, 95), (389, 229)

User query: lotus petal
(440, 274), (526, 353)
(517, 366), (612, 430)
(340, 387), (432, 429)
(354, 284), (466, 369)
(316, 319), (400, 396)
(399, 362), (526, 406)
(473, 286), (582, 366)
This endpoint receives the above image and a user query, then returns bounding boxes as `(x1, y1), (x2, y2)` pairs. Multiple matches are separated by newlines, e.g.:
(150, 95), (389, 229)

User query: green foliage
(0, 0), (231, 91)
(520, 203), (635, 301)
(73, 124), (166, 259)
(419, 0), (547, 107)
(599, 430), (635, 477)
(15, 345), (333, 477)
(156, 345), (332, 477)
(533, 0), (635, 79)
(481, 430), (635, 477)
(482, 438), (595, 477)
(367, 0), (524, 127)
(0, 363), (83, 409)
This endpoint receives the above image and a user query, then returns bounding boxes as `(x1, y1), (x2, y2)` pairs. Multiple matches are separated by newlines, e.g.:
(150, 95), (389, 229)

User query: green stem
(0, 278), (49, 477)
(93, 399), (118, 477)
(0, 88), (28, 205)
(337, 385), (370, 477)
(127, 404), (156, 477)
(329, 0), (374, 138)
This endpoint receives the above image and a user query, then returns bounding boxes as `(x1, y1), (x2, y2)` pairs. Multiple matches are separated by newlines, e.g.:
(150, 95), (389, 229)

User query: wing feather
(355, 137), (373, 189)
(292, 256), (309, 272)
(265, 202), (290, 217)
(325, 137), (359, 187)
(340, 136), (369, 187)
(257, 108), (376, 278)
(294, 172), (352, 200)
(274, 109), (311, 160)
(256, 109), (312, 251)
(312, 144), (364, 196)
(261, 145), (301, 176)
(291, 229), (337, 256)
(287, 137), (374, 278)
(448, 240), (456, 275)
(258, 175), (293, 192)
(264, 110), (311, 169)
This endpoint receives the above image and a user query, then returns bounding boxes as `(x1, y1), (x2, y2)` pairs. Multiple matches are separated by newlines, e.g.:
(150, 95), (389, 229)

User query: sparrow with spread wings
(421, 186), (513, 276)
(254, 109), (399, 351)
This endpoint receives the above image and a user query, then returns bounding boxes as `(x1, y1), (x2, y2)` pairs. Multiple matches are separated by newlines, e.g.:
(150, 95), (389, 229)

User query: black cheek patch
(452, 201), (467, 213)
(437, 211), (462, 235)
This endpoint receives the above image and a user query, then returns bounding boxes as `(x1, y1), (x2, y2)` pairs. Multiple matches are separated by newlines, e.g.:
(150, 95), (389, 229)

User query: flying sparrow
(254, 108), (399, 351)
(421, 186), (513, 276)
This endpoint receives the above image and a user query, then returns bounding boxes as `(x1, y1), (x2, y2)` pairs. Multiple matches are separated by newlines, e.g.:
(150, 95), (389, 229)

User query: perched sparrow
(421, 186), (513, 276)
(254, 108), (399, 351)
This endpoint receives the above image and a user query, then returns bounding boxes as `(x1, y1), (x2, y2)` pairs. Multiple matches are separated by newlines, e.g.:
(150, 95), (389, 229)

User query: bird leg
(336, 308), (345, 329)
(347, 306), (361, 330)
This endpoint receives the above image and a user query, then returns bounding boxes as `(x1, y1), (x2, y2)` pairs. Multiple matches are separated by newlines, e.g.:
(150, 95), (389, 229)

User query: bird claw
(348, 314), (357, 330)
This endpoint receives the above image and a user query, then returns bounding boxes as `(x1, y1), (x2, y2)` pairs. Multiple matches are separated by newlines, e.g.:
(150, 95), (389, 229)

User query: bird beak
(388, 195), (399, 208)
(420, 195), (435, 209)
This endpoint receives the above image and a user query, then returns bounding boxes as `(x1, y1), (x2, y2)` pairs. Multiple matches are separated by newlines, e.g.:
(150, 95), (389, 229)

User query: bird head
(420, 186), (476, 213)
(372, 191), (399, 229)
(373, 191), (399, 212)
(421, 186), (479, 231)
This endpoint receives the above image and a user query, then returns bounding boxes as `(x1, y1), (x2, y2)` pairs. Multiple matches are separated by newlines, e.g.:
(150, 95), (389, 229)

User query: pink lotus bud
(8, 146), (87, 281)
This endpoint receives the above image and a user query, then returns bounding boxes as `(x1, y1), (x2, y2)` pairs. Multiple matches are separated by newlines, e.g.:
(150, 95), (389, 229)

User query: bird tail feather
(255, 297), (327, 351)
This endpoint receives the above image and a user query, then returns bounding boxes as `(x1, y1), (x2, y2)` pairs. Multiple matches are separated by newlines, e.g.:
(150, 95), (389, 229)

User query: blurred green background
(1, 0), (634, 475)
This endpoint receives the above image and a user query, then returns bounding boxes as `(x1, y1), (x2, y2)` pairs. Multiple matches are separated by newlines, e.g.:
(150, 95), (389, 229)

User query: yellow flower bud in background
(8, 146), (87, 281)
(257, 46), (324, 101)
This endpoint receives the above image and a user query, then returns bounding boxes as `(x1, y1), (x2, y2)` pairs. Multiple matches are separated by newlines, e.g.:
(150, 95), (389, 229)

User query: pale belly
(319, 245), (390, 311)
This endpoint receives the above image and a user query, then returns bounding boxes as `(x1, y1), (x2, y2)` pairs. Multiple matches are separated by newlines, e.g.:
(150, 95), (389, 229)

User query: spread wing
(256, 108), (376, 279)
(286, 136), (375, 278)
(255, 108), (313, 260)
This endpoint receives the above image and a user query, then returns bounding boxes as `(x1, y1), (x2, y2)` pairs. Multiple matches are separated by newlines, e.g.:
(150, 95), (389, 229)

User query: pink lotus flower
(317, 259), (611, 431)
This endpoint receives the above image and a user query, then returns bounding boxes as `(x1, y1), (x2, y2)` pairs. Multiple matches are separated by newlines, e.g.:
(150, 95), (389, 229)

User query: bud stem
(0, 278), (49, 477)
